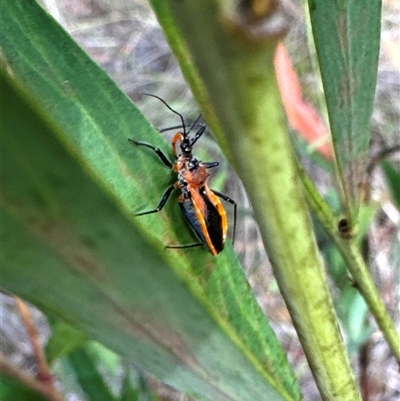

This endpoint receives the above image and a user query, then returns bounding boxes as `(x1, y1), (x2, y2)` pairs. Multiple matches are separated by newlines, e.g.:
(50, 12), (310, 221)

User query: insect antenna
(186, 114), (203, 136)
(191, 125), (206, 147)
(159, 124), (204, 134)
(141, 93), (187, 136)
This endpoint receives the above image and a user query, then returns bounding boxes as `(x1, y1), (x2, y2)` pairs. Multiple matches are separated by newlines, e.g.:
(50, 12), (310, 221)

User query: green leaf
(308, 0), (381, 225)
(323, 245), (374, 353)
(120, 368), (157, 401)
(0, 375), (47, 401)
(68, 347), (117, 401)
(0, 2), (300, 401)
(382, 160), (400, 211)
(46, 317), (90, 364)
(87, 343), (121, 378)
(345, 292), (374, 352)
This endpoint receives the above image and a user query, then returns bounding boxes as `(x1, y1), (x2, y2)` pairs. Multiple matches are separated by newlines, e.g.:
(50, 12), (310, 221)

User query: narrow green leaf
(120, 368), (157, 401)
(1, 1), (300, 400)
(308, 0), (381, 225)
(382, 160), (400, 211)
(46, 318), (89, 364)
(88, 343), (121, 378)
(0, 375), (47, 401)
(324, 246), (374, 353)
(1, 76), (291, 401)
(68, 347), (117, 401)
(120, 370), (139, 401)
(346, 292), (374, 352)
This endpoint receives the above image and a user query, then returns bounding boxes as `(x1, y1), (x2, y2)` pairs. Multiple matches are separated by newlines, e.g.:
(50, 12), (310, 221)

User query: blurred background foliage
(1, 0), (399, 400)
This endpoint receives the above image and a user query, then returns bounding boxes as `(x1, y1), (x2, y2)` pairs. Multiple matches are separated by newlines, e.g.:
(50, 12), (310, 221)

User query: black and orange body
(129, 94), (236, 255)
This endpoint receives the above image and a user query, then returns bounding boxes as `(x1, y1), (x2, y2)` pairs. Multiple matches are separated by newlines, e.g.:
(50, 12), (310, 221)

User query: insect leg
(186, 114), (203, 135)
(166, 243), (204, 250)
(211, 189), (237, 245)
(135, 185), (176, 216)
(190, 126), (206, 146)
(159, 125), (185, 133)
(203, 161), (219, 169)
(129, 138), (173, 168)
(159, 124), (204, 134)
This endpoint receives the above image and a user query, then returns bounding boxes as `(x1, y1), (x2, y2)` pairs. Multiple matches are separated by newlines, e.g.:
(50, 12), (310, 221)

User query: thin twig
(15, 297), (54, 386)
(0, 352), (66, 401)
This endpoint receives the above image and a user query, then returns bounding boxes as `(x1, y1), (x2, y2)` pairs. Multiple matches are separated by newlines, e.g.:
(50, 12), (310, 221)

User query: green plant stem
(151, 1), (362, 399)
(299, 166), (400, 362)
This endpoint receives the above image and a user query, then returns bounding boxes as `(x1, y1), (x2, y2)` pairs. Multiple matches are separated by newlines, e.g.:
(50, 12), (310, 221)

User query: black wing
(179, 189), (224, 254)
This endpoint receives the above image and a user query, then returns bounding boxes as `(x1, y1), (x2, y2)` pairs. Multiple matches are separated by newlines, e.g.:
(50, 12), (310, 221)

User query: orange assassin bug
(129, 94), (236, 255)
